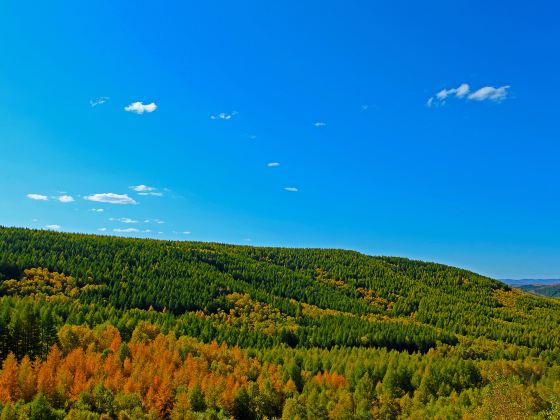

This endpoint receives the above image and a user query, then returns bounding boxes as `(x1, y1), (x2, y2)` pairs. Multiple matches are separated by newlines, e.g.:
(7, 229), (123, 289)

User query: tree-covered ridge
(1, 226), (560, 418)
(519, 283), (560, 298)
(2, 227), (559, 353)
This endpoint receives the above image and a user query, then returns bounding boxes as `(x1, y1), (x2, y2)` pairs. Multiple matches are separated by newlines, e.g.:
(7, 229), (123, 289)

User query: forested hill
(0, 226), (509, 351)
(1, 226), (560, 418)
(519, 283), (560, 298)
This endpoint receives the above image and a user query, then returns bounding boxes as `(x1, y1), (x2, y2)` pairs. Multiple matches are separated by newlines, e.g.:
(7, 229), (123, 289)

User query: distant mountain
(502, 278), (560, 298)
(502, 278), (560, 287)
(518, 283), (560, 298)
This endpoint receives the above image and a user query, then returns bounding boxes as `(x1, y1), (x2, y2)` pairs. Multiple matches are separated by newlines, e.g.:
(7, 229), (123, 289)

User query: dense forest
(0, 226), (559, 419)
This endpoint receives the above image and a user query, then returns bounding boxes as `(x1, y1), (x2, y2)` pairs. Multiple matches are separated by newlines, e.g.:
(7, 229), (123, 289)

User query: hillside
(0, 226), (559, 418)
(519, 283), (560, 298)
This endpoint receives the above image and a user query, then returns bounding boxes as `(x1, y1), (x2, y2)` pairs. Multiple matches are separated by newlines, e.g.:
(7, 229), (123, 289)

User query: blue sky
(1, 1), (559, 279)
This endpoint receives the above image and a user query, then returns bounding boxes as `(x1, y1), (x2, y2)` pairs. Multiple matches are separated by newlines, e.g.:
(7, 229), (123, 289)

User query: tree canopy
(0, 226), (559, 418)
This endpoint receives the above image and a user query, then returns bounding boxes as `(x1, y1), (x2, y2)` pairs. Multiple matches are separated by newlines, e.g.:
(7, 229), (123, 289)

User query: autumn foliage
(0, 323), (288, 418)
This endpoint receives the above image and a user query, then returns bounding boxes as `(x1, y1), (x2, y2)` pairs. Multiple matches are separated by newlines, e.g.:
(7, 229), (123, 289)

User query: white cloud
(427, 83), (510, 106)
(57, 195), (74, 203)
(143, 229), (152, 233)
(113, 228), (139, 233)
(267, 162), (280, 167)
(130, 184), (155, 192)
(314, 122), (326, 127)
(284, 187), (299, 192)
(84, 193), (137, 205)
(97, 227), (107, 232)
(182, 231), (191, 235)
(45, 224), (61, 230)
(138, 192), (163, 196)
(210, 111), (238, 120)
(90, 97), (109, 107)
(109, 217), (138, 224)
(27, 194), (48, 201)
(436, 88), (453, 100)
(124, 102), (157, 114)
(130, 185), (163, 196)
(90, 208), (104, 213)
(468, 85), (510, 102)
(433, 83), (471, 102)
(455, 83), (470, 98)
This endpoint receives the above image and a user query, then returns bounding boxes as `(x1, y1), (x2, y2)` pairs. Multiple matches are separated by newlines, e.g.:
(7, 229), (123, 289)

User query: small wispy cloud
(45, 224), (61, 230)
(138, 192), (163, 196)
(97, 227), (107, 232)
(427, 83), (510, 107)
(210, 111), (238, 120)
(113, 228), (139, 233)
(27, 194), (48, 201)
(130, 185), (163, 197)
(144, 219), (165, 224)
(57, 195), (74, 203)
(284, 187), (299, 192)
(90, 97), (109, 107)
(361, 105), (369, 111)
(90, 208), (104, 213)
(437, 83), (471, 101)
(182, 231), (191, 235)
(267, 162), (280, 167)
(468, 86), (510, 102)
(124, 102), (157, 114)
(109, 217), (138, 224)
(84, 193), (137, 205)
(314, 122), (326, 128)
(130, 184), (155, 192)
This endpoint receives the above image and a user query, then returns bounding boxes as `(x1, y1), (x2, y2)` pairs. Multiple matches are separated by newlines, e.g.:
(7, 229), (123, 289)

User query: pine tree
(188, 384), (206, 412)
(0, 353), (20, 403)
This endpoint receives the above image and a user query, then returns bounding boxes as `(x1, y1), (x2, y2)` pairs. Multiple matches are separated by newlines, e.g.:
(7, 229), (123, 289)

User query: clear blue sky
(1, 1), (559, 279)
